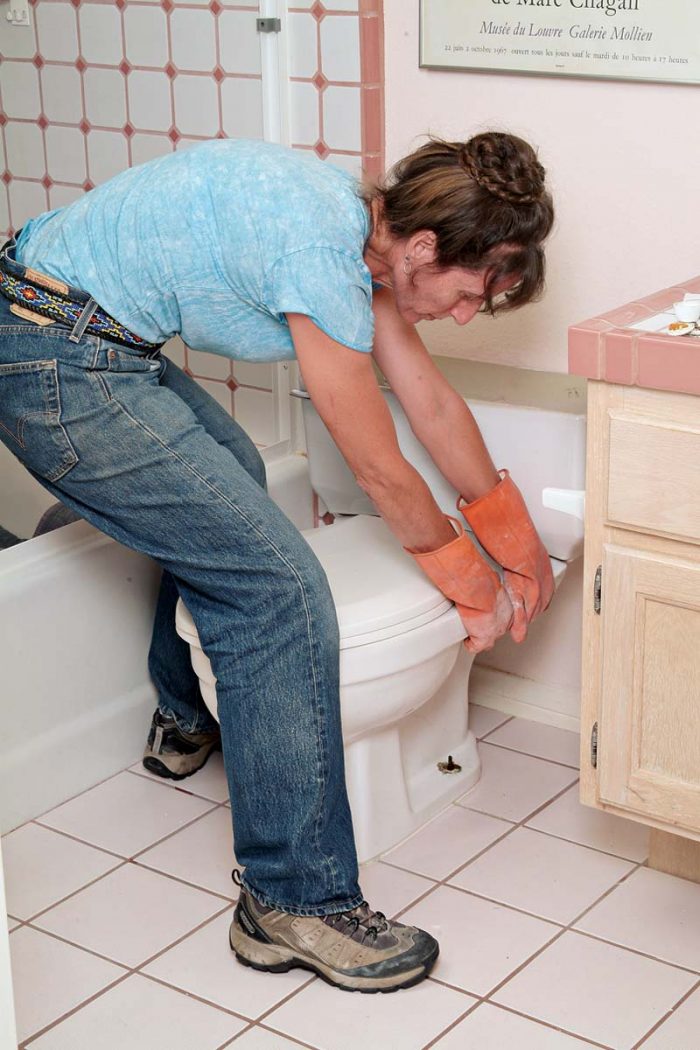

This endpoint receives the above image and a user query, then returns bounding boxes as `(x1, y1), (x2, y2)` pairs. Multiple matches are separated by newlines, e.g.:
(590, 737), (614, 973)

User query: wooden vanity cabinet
(580, 381), (700, 880)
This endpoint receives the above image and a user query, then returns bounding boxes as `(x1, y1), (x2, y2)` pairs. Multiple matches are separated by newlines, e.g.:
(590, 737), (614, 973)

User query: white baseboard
(470, 666), (581, 734)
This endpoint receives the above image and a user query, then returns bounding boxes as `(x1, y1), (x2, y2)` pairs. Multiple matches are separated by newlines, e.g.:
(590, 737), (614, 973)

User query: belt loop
(69, 297), (98, 343)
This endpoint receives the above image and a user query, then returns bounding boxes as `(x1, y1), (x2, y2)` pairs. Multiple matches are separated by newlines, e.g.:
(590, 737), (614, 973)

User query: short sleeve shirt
(16, 140), (375, 362)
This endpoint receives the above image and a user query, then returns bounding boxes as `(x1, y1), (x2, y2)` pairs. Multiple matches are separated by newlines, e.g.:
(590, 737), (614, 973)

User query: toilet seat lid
(302, 515), (452, 646)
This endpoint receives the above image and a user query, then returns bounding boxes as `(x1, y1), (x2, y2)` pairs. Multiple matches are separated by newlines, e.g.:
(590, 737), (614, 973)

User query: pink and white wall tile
(0, 0), (384, 447)
(288, 0), (383, 178)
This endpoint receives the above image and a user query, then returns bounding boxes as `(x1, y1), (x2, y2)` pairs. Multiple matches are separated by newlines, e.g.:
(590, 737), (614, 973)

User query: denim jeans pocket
(0, 358), (79, 482)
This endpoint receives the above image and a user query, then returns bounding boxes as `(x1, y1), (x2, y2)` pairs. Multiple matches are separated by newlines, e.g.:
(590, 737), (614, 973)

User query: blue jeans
(0, 285), (362, 916)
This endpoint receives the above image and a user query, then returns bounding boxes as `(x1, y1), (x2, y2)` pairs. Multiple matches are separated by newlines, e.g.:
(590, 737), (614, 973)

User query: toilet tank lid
(302, 516), (452, 643)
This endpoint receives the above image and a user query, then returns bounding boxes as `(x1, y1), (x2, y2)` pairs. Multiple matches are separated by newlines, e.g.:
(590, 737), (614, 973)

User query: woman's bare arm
(287, 312), (455, 552)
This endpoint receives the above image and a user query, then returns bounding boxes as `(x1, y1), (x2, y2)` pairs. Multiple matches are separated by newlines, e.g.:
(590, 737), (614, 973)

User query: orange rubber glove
(458, 470), (554, 644)
(406, 516), (514, 653)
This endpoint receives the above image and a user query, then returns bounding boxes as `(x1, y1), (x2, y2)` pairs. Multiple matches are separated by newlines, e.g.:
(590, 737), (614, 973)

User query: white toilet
(175, 389), (585, 862)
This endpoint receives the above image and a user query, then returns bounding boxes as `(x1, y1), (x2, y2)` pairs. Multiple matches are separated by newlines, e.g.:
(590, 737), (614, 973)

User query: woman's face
(384, 229), (519, 327)
(392, 265), (504, 326)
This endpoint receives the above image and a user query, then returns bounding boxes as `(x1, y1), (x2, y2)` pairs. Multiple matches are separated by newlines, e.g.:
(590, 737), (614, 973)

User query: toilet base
(178, 601), (482, 867)
(344, 646), (481, 863)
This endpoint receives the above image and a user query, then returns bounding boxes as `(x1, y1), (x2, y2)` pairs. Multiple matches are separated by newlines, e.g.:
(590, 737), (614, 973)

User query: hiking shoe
(142, 708), (221, 780)
(230, 886), (439, 993)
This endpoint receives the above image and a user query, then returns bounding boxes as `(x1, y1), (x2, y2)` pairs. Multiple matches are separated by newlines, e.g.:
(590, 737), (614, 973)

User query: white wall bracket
(4, 0), (31, 27)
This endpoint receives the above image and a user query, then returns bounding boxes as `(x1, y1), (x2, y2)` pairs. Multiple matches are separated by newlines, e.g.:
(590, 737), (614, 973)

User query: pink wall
(384, 0), (699, 373)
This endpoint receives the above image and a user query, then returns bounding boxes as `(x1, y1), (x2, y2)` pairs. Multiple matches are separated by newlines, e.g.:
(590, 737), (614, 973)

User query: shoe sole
(142, 741), (221, 781)
(229, 918), (438, 994)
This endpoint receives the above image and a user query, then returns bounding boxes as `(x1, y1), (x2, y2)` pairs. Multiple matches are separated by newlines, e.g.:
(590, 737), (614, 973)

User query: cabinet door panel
(599, 545), (700, 831)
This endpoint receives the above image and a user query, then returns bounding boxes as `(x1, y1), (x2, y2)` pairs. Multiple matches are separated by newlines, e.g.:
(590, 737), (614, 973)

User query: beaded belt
(0, 259), (163, 353)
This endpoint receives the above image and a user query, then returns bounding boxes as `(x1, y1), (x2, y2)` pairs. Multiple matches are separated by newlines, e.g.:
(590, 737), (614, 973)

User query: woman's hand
(457, 585), (514, 653)
(406, 516), (515, 653)
(459, 471), (555, 643)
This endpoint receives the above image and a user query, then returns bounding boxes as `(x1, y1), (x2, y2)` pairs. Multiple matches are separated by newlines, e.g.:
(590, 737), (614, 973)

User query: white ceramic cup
(673, 300), (700, 323)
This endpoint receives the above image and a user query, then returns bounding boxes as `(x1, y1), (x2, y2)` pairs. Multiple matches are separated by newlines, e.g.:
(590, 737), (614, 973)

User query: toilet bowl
(175, 389), (585, 862)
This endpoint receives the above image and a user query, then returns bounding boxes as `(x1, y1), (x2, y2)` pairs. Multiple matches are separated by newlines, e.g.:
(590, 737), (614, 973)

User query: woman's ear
(407, 229), (438, 266)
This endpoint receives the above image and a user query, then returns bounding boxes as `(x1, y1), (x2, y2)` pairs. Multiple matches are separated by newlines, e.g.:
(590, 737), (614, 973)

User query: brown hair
(368, 132), (554, 313)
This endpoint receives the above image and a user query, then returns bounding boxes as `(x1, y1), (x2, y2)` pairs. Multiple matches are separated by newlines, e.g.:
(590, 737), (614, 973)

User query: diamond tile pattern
(7, 715), (698, 1047)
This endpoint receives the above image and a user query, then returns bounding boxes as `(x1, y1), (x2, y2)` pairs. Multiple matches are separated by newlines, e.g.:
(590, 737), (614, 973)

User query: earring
(403, 255), (412, 276)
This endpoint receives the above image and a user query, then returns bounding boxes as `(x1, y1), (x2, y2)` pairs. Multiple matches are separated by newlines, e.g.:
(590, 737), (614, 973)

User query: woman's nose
(451, 301), (480, 326)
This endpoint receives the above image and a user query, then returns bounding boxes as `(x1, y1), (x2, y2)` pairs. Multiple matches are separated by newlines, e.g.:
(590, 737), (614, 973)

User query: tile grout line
(10, 733), (692, 1050)
(19, 970), (134, 1050)
(386, 790), (696, 1049)
(390, 775), (582, 917)
(632, 977), (700, 1049)
(467, 856), (697, 1047)
(518, 821), (649, 865)
(419, 999), (482, 1050)
(241, 1018), (326, 1050)
(16, 856), (129, 926)
(569, 925), (700, 978)
(19, 900), (236, 1046)
(126, 761), (231, 804)
(18, 802), (237, 926)
(477, 716), (581, 770)
(31, 819), (131, 860)
(20, 882), (319, 1048)
(473, 712), (515, 737)
(420, 995), (615, 1050)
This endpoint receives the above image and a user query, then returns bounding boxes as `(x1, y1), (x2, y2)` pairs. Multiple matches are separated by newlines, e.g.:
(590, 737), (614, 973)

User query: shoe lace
(230, 871), (389, 943)
(326, 901), (389, 943)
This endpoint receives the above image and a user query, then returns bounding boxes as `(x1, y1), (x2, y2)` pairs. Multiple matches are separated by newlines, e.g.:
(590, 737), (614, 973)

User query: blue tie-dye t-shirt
(16, 140), (375, 361)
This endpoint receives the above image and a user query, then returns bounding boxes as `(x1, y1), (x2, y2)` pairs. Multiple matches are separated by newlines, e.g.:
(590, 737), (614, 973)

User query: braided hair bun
(370, 129), (553, 312)
(460, 132), (546, 206)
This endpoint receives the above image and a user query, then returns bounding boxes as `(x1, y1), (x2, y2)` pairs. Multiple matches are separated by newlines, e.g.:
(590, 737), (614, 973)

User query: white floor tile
(382, 804), (512, 881)
(575, 867), (700, 972)
(26, 973), (247, 1050)
(526, 784), (650, 862)
(433, 1002), (598, 1048)
(8, 916), (20, 931)
(227, 1029), (310, 1050)
(130, 750), (229, 802)
(449, 827), (634, 924)
(38, 771), (217, 857)
(457, 743), (578, 823)
(468, 704), (511, 740)
(10, 925), (125, 1044)
(642, 985), (700, 1048)
(15, 728), (699, 1049)
(34, 863), (226, 968)
(358, 861), (434, 918)
(401, 885), (558, 996)
(137, 807), (238, 899)
(264, 972), (473, 1050)
(2, 823), (120, 920)
(493, 930), (697, 1048)
(484, 717), (580, 768)
(143, 911), (310, 1020)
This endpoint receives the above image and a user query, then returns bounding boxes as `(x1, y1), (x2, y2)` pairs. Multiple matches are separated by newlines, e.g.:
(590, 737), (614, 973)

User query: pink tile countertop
(568, 276), (700, 396)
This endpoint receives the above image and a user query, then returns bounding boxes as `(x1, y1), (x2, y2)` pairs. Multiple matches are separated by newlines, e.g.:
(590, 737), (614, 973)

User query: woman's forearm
(356, 457), (457, 552)
(413, 391), (500, 502)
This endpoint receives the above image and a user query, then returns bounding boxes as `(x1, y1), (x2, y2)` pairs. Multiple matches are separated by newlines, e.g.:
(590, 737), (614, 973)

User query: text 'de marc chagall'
(420, 0), (700, 85)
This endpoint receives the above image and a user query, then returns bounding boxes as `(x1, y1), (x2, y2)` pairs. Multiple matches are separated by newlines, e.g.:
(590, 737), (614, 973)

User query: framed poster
(420, 0), (700, 85)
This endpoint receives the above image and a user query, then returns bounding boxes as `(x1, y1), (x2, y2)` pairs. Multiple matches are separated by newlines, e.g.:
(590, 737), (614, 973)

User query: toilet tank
(296, 388), (586, 562)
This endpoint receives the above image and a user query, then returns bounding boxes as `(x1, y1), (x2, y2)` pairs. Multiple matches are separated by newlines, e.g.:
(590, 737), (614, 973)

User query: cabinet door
(598, 545), (700, 833)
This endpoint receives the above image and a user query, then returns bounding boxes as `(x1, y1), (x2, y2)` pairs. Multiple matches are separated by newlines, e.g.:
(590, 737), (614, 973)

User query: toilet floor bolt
(437, 755), (462, 774)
